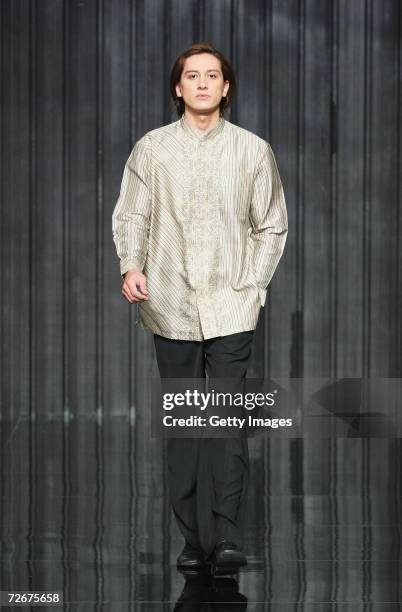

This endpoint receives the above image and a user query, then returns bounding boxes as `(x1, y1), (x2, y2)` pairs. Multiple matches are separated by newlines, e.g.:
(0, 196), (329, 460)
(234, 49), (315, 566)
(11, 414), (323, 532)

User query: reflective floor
(1, 415), (402, 610)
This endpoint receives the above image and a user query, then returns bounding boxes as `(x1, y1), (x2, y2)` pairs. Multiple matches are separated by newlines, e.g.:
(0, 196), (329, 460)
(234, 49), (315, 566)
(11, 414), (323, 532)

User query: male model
(112, 42), (288, 574)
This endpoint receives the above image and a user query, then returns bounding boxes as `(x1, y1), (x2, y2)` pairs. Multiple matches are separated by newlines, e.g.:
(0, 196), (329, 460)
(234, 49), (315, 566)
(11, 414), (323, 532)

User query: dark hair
(169, 42), (237, 117)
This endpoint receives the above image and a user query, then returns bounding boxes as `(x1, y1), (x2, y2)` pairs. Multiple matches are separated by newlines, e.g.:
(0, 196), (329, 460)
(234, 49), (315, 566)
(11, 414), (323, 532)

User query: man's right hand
(122, 269), (149, 303)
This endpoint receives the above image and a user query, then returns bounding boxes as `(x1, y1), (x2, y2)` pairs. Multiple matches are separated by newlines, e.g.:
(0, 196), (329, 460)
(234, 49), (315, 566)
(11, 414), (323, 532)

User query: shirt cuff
(120, 258), (144, 278)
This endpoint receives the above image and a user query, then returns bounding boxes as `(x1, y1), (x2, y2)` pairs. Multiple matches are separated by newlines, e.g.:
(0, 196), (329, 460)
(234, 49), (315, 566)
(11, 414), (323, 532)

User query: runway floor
(1, 415), (401, 610)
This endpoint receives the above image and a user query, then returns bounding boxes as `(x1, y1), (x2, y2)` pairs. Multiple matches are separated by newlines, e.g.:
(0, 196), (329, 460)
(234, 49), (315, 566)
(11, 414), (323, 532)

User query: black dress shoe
(177, 542), (206, 568)
(210, 538), (247, 574)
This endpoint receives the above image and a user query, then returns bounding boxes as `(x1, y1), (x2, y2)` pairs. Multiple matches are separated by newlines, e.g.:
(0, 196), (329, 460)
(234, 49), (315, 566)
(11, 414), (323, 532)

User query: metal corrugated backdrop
(2, 0), (401, 420)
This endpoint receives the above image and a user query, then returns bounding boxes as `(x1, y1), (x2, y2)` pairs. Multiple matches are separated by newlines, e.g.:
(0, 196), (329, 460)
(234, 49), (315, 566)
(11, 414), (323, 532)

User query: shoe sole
(177, 559), (206, 569)
(211, 560), (247, 576)
(211, 564), (245, 576)
(178, 566), (211, 578)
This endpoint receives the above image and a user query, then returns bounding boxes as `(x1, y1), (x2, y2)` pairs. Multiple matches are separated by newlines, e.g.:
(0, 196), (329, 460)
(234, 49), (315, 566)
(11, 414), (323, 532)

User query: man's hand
(122, 269), (149, 303)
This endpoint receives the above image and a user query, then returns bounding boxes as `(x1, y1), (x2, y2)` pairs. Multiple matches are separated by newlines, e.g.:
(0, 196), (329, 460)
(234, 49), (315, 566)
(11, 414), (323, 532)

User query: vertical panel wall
(1, 0), (401, 418)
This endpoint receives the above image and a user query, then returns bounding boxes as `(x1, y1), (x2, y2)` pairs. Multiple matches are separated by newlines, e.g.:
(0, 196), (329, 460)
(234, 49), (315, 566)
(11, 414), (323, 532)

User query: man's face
(176, 53), (230, 115)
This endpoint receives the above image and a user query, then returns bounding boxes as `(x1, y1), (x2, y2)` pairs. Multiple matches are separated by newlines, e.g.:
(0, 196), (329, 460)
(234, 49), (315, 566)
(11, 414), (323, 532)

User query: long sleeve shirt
(112, 113), (288, 341)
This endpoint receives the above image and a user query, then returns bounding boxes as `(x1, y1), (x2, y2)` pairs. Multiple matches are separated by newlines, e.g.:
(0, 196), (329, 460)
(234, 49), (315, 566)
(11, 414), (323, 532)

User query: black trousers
(153, 330), (254, 558)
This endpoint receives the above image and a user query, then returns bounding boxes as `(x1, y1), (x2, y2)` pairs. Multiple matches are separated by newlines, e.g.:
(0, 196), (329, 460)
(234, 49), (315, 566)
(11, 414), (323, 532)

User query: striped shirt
(112, 113), (288, 341)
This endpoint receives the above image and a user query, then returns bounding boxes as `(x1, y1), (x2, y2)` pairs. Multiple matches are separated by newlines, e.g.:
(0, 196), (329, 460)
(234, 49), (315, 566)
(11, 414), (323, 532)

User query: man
(112, 42), (288, 574)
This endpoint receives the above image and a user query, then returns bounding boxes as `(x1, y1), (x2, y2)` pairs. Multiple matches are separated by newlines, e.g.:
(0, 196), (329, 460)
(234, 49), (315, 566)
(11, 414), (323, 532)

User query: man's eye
(188, 73), (217, 78)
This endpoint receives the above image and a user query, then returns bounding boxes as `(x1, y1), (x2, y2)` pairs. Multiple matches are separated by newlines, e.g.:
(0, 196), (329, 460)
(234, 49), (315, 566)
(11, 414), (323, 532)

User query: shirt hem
(136, 318), (258, 341)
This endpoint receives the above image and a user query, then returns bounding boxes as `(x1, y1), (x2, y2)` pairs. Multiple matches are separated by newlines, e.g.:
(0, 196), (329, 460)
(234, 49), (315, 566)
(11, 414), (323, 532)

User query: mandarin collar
(180, 113), (225, 142)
